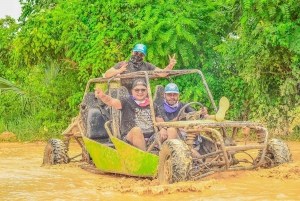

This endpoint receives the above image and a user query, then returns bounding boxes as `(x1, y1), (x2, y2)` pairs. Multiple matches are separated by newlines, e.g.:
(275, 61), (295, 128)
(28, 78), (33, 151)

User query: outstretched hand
(201, 107), (208, 116)
(94, 87), (105, 99)
(159, 128), (168, 141)
(165, 54), (177, 70)
(119, 61), (128, 73)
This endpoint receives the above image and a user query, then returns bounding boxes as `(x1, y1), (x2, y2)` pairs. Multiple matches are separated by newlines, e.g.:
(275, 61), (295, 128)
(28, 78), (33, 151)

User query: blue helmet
(133, 44), (147, 55)
(165, 83), (179, 93)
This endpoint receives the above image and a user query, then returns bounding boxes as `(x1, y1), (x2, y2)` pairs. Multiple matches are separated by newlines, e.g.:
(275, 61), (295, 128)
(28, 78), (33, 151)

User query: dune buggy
(43, 70), (292, 184)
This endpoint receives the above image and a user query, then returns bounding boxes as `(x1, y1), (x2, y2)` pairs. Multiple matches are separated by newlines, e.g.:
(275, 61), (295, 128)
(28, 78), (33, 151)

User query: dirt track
(0, 141), (299, 200)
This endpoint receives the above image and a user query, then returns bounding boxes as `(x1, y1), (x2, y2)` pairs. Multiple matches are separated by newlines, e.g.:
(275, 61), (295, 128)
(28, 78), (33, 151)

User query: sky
(0, 0), (22, 20)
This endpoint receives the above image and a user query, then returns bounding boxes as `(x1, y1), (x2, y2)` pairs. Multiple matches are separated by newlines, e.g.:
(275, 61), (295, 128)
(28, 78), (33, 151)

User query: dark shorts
(122, 135), (133, 146)
(145, 134), (157, 147)
(122, 133), (157, 148)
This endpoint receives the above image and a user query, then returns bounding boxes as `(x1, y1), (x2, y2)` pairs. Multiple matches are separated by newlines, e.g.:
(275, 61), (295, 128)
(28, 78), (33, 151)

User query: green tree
(14, 0), (228, 101)
(0, 16), (19, 77)
(215, 0), (300, 136)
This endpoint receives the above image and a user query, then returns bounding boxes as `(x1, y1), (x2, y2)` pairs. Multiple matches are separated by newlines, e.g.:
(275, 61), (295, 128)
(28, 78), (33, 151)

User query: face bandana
(163, 100), (179, 113)
(129, 55), (144, 69)
(130, 95), (150, 107)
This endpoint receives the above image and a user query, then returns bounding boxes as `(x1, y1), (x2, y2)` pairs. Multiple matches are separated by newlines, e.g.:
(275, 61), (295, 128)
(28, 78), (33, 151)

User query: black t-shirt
(157, 102), (195, 122)
(113, 61), (156, 92)
(119, 96), (160, 138)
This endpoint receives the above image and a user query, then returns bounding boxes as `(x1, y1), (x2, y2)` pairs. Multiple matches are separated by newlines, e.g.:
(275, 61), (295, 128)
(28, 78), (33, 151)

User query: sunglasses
(134, 88), (147, 93)
(133, 52), (145, 57)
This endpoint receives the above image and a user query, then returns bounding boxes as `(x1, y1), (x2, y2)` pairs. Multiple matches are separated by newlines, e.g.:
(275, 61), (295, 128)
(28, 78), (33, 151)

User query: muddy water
(0, 142), (299, 201)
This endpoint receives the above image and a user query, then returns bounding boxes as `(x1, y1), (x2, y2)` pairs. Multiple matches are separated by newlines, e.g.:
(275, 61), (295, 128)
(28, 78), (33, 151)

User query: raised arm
(155, 54), (177, 77)
(94, 88), (122, 109)
(104, 62), (128, 78)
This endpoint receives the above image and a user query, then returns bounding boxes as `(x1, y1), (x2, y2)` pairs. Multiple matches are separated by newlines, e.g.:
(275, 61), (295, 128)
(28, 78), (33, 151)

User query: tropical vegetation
(0, 0), (299, 141)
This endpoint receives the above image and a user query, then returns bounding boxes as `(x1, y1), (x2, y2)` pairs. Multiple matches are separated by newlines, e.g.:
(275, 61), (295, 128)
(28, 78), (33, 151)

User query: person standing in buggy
(104, 44), (177, 92)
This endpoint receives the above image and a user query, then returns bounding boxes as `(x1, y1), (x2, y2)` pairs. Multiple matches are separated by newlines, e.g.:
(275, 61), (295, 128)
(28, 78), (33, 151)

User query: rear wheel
(256, 138), (292, 168)
(158, 139), (192, 184)
(43, 139), (69, 165)
(267, 138), (292, 166)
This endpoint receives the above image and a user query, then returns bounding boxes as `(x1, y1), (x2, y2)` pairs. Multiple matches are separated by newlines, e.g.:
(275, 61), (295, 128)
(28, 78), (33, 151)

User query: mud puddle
(0, 141), (299, 200)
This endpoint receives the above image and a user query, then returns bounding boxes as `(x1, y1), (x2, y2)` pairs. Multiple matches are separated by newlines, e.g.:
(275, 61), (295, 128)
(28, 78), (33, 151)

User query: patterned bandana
(129, 55), (144, 69)
(130, 95), (150, 107)
(163, 100), (179, 113)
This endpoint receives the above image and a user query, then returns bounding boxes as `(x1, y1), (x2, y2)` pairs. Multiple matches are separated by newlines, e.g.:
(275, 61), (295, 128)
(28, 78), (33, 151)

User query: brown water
(0, 142), (299, 201)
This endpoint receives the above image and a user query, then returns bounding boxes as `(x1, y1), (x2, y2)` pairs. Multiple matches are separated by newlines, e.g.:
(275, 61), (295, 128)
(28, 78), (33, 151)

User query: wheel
(256, 138), (292, 168)
(158, 139), (192, 184)
(175, 102), (205, 121)
(267, 138), (292, 166)
(43, 139), (69, 165)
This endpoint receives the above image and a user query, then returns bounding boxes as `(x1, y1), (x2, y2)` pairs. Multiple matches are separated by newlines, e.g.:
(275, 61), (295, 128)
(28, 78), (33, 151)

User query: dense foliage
(215, 0), (300, 136)
(0, 0), (299, 141)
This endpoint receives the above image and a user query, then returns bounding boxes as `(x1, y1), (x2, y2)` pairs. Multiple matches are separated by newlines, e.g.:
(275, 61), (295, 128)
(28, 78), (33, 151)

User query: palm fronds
(0, 77), (25, 95)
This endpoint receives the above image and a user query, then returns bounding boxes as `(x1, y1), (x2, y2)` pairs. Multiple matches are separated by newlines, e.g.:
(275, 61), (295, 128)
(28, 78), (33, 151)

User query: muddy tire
(267, 139), (292, 166)
(158, 139), (192, 184)
(256, 138), (292, 168)
(42, 139), (69, 165)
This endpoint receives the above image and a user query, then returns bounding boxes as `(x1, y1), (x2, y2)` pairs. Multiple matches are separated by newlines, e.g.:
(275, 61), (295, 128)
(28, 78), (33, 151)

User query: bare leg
(191, 149), (202, 158)
(126, 127), (146, 151)
(204, 114), (217, 120)
(166, 127), (178, 139)
(203, 97), (230, 121)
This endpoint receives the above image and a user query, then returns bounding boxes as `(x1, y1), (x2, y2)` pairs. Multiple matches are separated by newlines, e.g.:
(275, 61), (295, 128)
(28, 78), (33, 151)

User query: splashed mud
(0, 141), (299, 200)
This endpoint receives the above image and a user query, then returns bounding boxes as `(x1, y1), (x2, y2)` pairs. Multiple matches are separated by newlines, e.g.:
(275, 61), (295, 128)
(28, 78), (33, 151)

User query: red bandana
(138, 98), (150, 107)
(130, 95), (150, 107)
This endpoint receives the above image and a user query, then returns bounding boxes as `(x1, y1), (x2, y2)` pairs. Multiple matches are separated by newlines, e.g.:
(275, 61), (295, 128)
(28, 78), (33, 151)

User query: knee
(167, 127), (178, 138)
(167, 127), (177, 133)
(127, 127), (143, 138)
(131, 127), (142, 133)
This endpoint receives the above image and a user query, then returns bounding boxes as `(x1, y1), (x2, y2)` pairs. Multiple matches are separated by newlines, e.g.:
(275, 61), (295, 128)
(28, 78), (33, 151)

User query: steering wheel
(175, 102), (205, 121)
